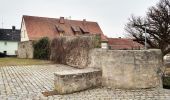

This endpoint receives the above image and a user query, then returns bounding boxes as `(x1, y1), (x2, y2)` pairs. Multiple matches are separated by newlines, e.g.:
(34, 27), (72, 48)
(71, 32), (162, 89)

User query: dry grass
(0, 57), (52, 67)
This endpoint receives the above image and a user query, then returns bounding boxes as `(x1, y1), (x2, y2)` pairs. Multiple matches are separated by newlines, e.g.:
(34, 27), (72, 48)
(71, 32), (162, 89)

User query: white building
(0, 26), (20, 56)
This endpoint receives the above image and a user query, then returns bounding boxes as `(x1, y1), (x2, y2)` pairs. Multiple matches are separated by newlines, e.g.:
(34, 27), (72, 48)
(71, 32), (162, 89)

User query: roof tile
(108, 38), (143, 50)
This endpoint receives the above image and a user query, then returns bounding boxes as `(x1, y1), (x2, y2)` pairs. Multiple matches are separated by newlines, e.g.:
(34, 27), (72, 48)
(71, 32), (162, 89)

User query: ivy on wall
(33, 37), (50, 60)
(94, 34), (101, 48)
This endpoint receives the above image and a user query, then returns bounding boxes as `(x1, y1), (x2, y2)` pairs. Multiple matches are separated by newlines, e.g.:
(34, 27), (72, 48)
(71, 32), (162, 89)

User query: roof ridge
(0, 28), (20, 30)
(23, 15), (97, 23)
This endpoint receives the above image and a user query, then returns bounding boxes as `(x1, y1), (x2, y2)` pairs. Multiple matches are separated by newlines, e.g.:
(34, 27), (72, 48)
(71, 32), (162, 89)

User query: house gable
(21, 18), (29, 41)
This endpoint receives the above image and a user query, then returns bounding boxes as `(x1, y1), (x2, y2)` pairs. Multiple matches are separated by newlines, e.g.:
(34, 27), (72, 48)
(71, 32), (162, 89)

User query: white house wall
(101, 42), (108, 49)
(21, 19), (29, 41)
(0, 41), (18, 55)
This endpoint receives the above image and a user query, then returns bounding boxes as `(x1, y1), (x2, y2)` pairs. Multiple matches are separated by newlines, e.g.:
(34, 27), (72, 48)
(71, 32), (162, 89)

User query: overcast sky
(0, 0), (159, 38)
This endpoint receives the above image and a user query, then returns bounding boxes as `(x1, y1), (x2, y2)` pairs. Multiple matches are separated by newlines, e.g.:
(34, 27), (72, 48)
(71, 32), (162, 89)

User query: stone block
(54, 68), (102, 94)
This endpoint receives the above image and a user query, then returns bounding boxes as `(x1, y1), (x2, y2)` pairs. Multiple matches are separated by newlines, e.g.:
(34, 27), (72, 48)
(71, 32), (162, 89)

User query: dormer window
(71, 26), (81, 35)
(80, 27), (89, 34)
(56, 25), (65, 36)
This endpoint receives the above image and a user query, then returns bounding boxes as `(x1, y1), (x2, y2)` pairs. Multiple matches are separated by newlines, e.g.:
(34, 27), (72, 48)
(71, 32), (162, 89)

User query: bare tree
(125, 0), (170, 56)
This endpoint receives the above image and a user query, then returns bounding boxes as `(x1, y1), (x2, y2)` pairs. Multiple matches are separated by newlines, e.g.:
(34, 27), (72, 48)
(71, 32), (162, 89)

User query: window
(71, 26), (81, 35)
(80, 27), (89, 34)
(56, 25), (64, 33)
(21, 30), (24, 38)
(56, 25), (65, 36)
(59, 32), (64, 36)
(4, 41), (7, 45)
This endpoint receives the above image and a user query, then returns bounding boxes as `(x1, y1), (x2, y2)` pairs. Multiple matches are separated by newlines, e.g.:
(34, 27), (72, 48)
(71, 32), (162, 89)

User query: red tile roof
(108, 38), (143, 50)
(22, 15), (107, 41)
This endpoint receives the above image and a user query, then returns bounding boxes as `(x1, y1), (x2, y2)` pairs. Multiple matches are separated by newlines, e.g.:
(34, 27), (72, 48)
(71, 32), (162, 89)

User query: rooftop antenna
(68, 16), (71, 26)
(69, 16), (71, 20)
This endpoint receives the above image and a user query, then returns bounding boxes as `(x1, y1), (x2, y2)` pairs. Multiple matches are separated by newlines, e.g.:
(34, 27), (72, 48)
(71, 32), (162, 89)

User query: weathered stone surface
(88, 49), (163, 89)
(18, 41), (34, 58)
(50, 35), (98, 68)
(54, 67), (102, 94)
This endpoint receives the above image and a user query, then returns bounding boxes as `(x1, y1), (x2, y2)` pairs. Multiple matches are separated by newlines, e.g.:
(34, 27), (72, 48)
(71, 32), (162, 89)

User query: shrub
(94, 34), (101, 48)
(33, 37), (50, 60)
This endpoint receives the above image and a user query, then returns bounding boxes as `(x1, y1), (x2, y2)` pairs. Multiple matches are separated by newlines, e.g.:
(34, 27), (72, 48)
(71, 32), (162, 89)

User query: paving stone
(0, 64), (170, 99)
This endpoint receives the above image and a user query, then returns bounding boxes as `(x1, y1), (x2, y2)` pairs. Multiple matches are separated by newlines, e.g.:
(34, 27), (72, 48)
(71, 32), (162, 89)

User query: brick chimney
(12, 26), (15, 31)
(59, 17), (65, 24)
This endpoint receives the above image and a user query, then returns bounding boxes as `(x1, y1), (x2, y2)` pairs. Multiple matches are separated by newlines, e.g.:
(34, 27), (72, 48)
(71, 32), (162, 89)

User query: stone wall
(18, 41), (34, 58)
(88, 49), (163, 89)
(50, 35), (98, 69)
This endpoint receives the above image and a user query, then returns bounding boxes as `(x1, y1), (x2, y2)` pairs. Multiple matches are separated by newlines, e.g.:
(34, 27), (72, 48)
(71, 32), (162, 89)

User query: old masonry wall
(88, 49), (163, 89)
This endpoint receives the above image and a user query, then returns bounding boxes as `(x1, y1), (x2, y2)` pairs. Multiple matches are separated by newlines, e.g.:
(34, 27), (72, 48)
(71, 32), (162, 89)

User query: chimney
(59, 17), (65, 24)
(12, 26), (15, 31)
(83, 19), (86, 25)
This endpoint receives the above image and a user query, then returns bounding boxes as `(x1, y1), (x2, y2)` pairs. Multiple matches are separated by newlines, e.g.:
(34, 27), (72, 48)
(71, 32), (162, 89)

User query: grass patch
(0, 57), (52, 66)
